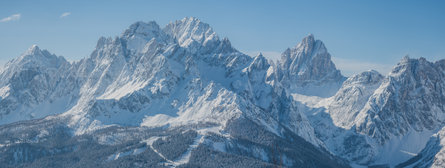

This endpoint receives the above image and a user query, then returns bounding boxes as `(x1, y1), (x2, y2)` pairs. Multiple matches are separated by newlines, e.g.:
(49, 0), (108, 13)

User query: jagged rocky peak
(328, 70), (384, 129)
(344, 70), (383, 85)
(22, 45), (63, 61)
(122, 21), (162, 38)
(279, 34), (343, 83)
(24, 44), (42, 55)
(247, 53), (269, 71)
(120, 21), (169, 52)
(6, 45), (68, 71)
(164, 17), (219, 48)
(296, 34), (317, 55)
(94, 17), (233, 57)
(90, 36), (127, 63)
(384, 56), (443, 95)
(353, 56), (445, 145)
(94, 21), (169, 57)
(281, 34), (319, 68)
(214, 37), (236, 54)
(0, 45), (66, 86)
(390, 55), (438, 78)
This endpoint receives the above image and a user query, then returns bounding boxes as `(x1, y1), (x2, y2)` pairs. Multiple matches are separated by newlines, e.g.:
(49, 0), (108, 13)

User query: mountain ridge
(0, 17), (444, 167)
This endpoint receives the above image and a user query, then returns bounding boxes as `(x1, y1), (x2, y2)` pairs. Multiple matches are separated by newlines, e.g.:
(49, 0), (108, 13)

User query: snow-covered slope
(396, 126), (445, 168)
(329, 70), (384, 129)
(295, 70), (385, 165)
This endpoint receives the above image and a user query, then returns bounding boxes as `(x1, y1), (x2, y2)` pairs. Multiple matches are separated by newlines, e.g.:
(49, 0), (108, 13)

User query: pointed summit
(0, 45), (68, 86)
(258, 52), (264, 57)
(121, 21), (169, 52)
(297, 34), (315, 53)
(304, 33), (314, 40)
(24, 44), (41, 55)
(344, 70), (383, 85)
(279, 34), (343, 84)
(297, 34), (327, 57)
(276, 34), (345, 97)
(391, 56), (436, 77)
(182, 16), (200, 24)
(16, 45), (67, 68)
(247, 53), (269, 71)
(29, 44), (39, 51)
(163, 17), (218, 48)
(122, 21), (162, 39)
(20, 45), (56, 61)
(400, 55), (411, 63)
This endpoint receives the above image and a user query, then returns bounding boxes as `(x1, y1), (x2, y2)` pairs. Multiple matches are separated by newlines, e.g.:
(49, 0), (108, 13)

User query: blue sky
(1, 0), (444, 75)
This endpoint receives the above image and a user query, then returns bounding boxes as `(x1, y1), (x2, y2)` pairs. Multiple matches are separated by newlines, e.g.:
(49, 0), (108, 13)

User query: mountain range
(0, 17), (444, 168)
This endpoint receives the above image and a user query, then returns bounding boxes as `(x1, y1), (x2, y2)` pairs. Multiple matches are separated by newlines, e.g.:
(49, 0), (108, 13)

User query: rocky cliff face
(276, 34), (345, 97)
(354, 57), (445, 144)
(0, 45), (78, 125)
(329, 70), (384, 129)
(308, 57), (445, 166)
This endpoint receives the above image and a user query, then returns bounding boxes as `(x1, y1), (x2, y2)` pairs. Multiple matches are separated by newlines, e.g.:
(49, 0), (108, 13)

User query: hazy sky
(1, 0), (444, 76)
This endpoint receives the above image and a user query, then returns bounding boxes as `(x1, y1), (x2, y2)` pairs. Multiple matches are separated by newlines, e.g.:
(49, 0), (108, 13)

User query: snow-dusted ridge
(299, 56), (445, 166)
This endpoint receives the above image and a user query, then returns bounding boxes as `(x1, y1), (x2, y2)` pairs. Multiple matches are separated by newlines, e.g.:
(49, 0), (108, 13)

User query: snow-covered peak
(22, 45), (50, 59)
(282, 34), (327, 68)
(214, 37), (236, 54)
(276, 34), (344, 97)
(328, 70), (384, 129)
(164, 17), (219, 48)
(122, 21), (162, 37)
(389, 56), (436, 79)
(90, 37), (126, 63)
(0, 44), (75, 125)
(24, 44), (41, 55)
(247, 53), (269, 71)
(7, 45), (67, 70)
(0, 45), (68, 82)
(400, 55), (411, 63)
(393, 55), (433, 71)
(295, 34), (316, 54)
(279, 34), (342, 83)
(343, 70), (383, 86)
(121, 21), (169, 52)
(353, 56), (445, 145)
